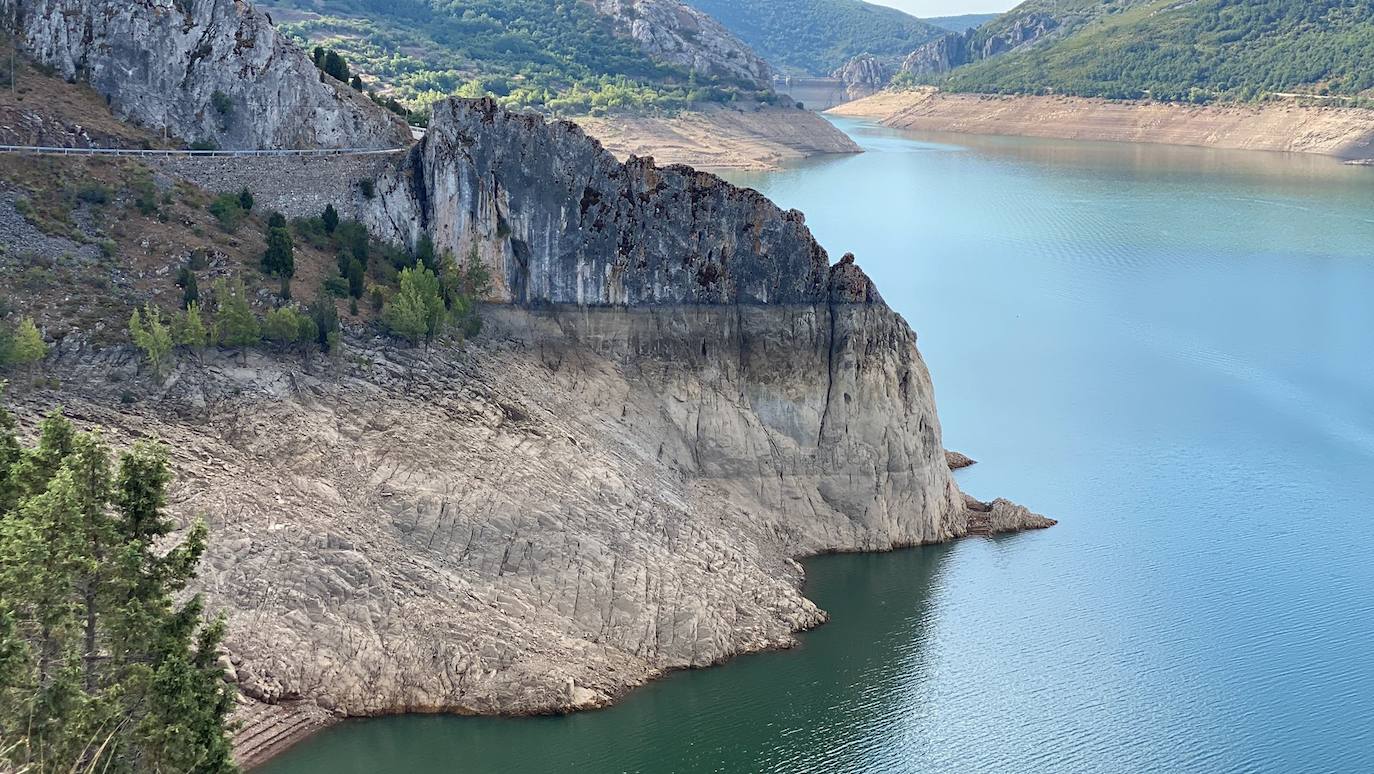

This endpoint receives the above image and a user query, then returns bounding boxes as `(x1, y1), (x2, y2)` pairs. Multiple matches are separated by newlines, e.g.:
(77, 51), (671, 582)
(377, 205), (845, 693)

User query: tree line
(0, 402), (236, 772)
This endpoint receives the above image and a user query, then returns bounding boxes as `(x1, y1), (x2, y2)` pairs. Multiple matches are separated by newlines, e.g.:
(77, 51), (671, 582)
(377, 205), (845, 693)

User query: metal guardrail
(0, 145), (408, 157)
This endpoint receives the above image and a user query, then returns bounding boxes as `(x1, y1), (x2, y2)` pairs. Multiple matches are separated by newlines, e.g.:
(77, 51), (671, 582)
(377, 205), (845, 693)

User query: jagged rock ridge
(833, 54), (892, 100)
(363, 97), (863, 306)
(590, 0), (773, 90)
(1, 0), (410, 149)
(902, 12), (1060, 78)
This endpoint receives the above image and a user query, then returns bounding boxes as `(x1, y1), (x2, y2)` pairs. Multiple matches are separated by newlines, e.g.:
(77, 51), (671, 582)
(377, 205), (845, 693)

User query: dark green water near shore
(262, 119), (1374, 772)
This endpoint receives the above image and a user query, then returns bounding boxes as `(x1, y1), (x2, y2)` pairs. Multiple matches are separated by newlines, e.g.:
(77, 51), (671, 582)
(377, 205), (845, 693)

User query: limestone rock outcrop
(901, 12), (1060, 78)
(833, 54), (891, 100)
(1, 0), (410, 149)
(590, 0), (772, 89)
(365, 97), (836, 305)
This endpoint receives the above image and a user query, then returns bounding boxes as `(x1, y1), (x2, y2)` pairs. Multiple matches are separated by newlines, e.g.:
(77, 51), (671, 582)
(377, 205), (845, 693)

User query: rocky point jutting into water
(1, 0), (1051, 766)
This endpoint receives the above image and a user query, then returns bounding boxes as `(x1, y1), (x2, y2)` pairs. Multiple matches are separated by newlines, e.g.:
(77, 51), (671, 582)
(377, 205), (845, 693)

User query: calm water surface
(262, 119), (1374, 773)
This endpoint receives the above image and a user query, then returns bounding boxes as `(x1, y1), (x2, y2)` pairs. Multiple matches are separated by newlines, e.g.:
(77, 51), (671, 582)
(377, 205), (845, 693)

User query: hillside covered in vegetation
(682, 0), (945, 75)
(935, 0), (1374, 103)
(255, 0), (772, 116)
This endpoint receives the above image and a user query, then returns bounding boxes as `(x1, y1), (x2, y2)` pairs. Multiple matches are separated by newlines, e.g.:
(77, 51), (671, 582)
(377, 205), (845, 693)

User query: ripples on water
(262, 119), (1374, 773)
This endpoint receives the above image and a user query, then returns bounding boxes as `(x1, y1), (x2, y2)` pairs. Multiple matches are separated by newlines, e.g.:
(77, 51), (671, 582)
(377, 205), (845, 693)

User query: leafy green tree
(7, 317), (47, 368)
(263, 307), (309, 345)
(238, 187), (254, 212)
(213, 277), (260, 348)
(267, 211), (287, 230)
(384, 261), (446, 346)
(263, 225), (295, 278)
(322, 203), (340, 234)
(128, 306), (174, 378)
(0, 406), (235, 773)
(174, 302), (210, 349)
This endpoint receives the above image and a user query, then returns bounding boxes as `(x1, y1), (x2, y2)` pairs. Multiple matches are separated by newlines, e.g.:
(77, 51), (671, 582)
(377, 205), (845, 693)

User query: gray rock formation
(902, 33), (971, 78)
(364, 97), (838, 305)
(1, 0), (410, 149)
(832, 54), (891, 100)
(901, 12), (1060, 78)
(590, 0), (772, 89)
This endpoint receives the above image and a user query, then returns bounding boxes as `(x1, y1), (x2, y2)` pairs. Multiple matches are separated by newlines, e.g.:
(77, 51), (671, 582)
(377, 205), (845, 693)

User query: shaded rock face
(903, 32), (972, 78)
(901, 13), (1059, 78)
(2, 0), (410, 149)
(833, 54), (891, 100)
(364, 98), (838, 306)
(590, 0), (772, 89)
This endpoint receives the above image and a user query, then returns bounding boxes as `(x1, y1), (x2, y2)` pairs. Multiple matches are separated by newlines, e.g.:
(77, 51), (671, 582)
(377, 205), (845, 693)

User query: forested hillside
(255, 0), (767, 116)
(938, 0), (1374, 102)
(682, 0), (945, 75)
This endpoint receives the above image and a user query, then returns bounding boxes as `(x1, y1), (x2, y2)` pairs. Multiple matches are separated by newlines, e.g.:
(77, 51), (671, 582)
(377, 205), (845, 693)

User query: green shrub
(323, 275), (350, 298)
(207, 193), (244, 232)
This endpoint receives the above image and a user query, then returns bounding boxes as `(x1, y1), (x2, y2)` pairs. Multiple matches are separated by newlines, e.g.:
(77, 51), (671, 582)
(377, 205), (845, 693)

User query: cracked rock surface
(4, 0), (410, 149)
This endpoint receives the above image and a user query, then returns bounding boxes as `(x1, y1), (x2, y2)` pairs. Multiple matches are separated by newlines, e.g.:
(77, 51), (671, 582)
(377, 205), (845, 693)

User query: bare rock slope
(13, 94), (1051, 749)
(590, 0), (773, 89)
(831, 88), (1374, 159)
(2, 0), (410, 149)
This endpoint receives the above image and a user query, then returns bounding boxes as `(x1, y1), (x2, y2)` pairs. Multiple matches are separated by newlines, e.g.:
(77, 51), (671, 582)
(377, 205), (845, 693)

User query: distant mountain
(906, 0), (1374, 103)
(923, 13), (999, 33)
(681, 0), (946, 76)
(254, 0), (774, 117)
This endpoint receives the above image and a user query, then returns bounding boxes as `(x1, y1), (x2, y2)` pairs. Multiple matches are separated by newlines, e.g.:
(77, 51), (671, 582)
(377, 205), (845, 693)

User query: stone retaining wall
(152, 152), (407, 219)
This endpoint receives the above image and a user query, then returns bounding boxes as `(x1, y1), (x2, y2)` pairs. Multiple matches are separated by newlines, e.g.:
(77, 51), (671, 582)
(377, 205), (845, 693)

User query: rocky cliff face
(1, 0), (410, 149)
(833, 54), (892, 100)
(363, 98), (843, 305)
(589, 0), (772, 89)
(901, 12), (1060, 78)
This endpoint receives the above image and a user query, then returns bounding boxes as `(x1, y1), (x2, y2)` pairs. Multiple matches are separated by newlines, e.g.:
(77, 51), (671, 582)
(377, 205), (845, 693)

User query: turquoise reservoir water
(261, 119), (1374, 772)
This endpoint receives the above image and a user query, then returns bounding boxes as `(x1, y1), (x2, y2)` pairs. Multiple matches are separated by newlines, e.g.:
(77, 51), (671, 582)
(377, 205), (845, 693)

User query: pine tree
(322, 203), (339, 234)
(238, 187), (254, 212)
(8, 317), (46, 367)
(323, 50), (350, 82)
(174, 301), (209, 349)
(347, 258), (365, 299)
(129, 305), (173, 378)
(384, 261), (446, 346)
(307, 286), (340, 353)
(179, 268), (200, 308)
(263, 226), (295, 278)
(214, 277), (260, 348)
(0, 408), (236, 773)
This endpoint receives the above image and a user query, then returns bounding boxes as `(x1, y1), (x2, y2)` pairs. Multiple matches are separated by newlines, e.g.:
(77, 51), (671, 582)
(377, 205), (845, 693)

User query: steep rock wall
(833, 54), (892, 101)
(589, 0), (772, 89)
(2, 0), (410, 149)
(364, 97), (838, 306)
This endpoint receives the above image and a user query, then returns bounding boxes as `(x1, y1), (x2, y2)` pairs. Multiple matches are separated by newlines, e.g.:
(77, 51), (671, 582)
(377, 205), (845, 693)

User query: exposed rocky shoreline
(1, 2), (1052, 769)
(574, 104), (862, 171)
(831, 89), (1374, 160)
(13, 314), (1052, 768)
